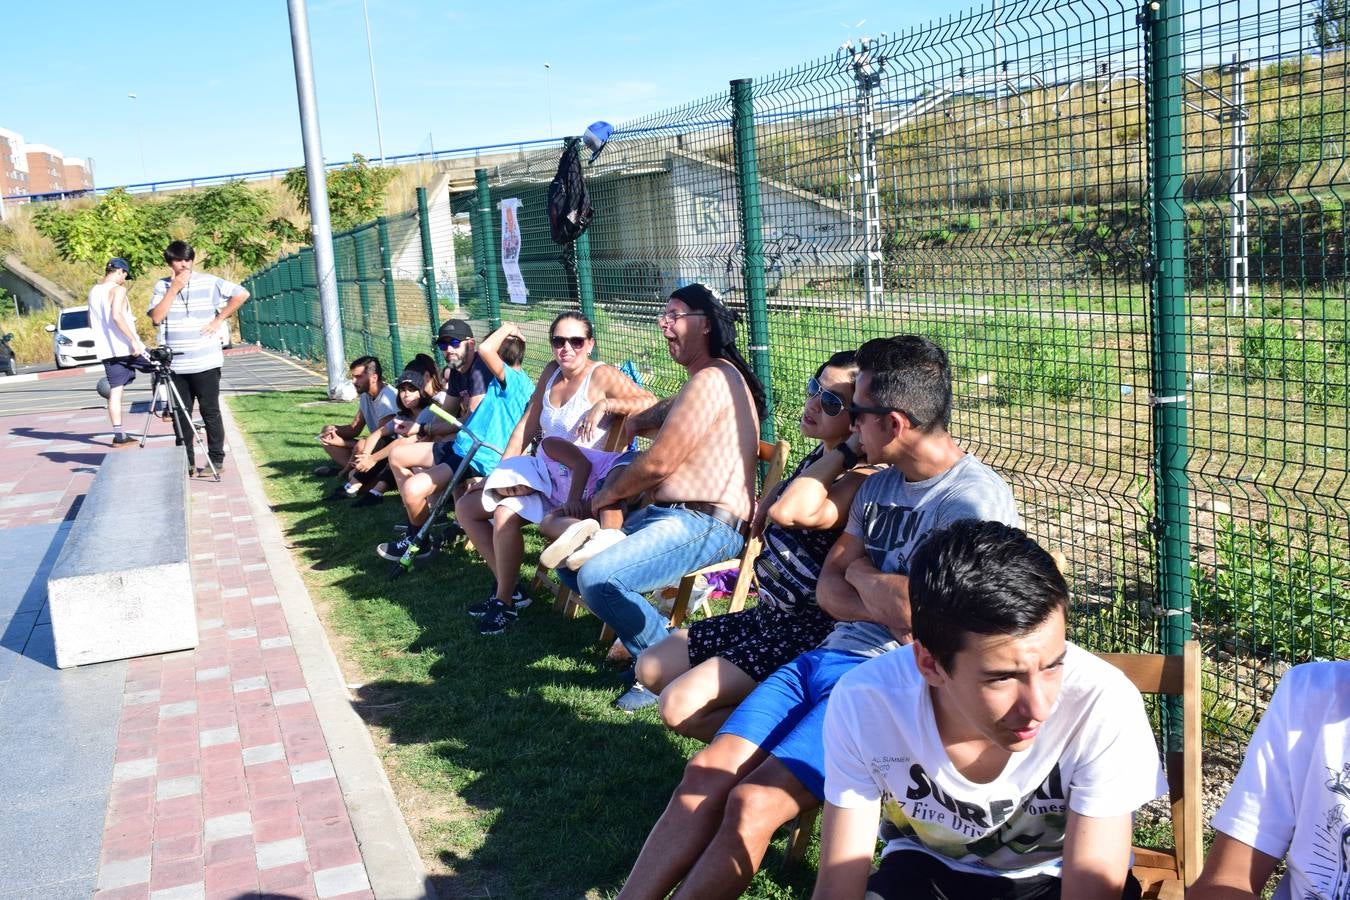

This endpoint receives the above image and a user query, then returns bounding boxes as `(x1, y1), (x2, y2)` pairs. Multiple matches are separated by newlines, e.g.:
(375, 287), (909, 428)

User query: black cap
(436, 319), (474, 343)
(395, 369), (427, 391)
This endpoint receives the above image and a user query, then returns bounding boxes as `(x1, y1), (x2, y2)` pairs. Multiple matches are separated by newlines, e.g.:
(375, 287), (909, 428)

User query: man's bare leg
(659, 657), (759, 742)
(107, 385), (125, 433)
(616, 735), (769, 900)
(670, 756), (815, 900)
(634, 630), (692, 693)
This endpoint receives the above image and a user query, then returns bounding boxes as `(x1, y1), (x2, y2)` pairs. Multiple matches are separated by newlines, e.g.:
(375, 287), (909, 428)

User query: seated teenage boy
(814, 519), (1167, 900)
(1190, 659), (1350, 900)
(377, 323), (531, 561)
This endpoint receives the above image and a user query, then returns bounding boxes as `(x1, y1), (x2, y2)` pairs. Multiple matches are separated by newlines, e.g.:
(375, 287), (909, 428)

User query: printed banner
(500, 198), (527, 305)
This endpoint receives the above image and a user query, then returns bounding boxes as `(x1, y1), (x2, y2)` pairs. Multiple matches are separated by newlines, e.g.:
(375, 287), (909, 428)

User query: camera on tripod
(147, 346), (175, 368)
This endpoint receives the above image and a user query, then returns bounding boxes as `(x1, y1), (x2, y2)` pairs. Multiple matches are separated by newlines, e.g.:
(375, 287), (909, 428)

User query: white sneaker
(539, 519), (600, 570)
(565, 528), (627, 570)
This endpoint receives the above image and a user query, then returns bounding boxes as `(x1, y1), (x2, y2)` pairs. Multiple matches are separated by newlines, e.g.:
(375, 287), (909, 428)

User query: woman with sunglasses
(455, 311), (656, 631)
(630, 349), (877, 740)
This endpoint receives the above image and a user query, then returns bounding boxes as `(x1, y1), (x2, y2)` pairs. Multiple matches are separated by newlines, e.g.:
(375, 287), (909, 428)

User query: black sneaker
(477, 599), (518, 636)
(111, 434), (137, 447)
(210, 458), (226, 476)
(326, 484), (353, 501)
(467, 587), (530, 617)
(353, 492), (383, 508)
(376, 534), (437, 562)
(313, 465), (340, 478)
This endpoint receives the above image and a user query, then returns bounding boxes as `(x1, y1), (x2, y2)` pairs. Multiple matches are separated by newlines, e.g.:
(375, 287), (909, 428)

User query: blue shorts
(717, 647), (870, 799)
(102, 355), (139, 388)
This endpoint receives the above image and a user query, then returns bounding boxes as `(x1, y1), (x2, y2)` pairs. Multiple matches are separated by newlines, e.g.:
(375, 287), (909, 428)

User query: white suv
(46, 305), (100, 369)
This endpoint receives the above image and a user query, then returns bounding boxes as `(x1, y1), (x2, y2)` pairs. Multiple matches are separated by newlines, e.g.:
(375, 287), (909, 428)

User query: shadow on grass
(227, 390), (824, 899)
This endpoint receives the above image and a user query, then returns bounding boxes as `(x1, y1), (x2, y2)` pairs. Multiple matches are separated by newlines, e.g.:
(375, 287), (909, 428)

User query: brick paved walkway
(0, 401), (383, 900)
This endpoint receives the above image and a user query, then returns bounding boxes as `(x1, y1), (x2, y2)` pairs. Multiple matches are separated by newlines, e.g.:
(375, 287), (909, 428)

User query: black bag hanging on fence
(547, 138), (593, 245)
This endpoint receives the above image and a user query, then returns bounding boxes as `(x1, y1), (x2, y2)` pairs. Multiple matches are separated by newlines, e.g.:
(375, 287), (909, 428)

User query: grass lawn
(228, 389), (822, 899)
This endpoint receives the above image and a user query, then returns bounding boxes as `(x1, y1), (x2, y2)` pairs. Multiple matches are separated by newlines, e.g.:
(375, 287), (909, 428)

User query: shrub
(1239, 321), (1347, 404)
(1194, 513), (1350, 662)
(988, 315), (1114, 404)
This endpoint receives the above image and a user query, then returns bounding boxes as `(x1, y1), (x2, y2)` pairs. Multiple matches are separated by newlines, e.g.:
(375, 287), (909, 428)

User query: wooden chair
(531, 416), (631, 617)
(1097, 640), (1202, 900)
(780, 641), (1203, 877)
(665, 438), (791, 628)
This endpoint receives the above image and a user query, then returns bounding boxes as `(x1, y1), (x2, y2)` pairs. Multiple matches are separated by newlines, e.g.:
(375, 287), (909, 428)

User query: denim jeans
(556, 504), (745, 657)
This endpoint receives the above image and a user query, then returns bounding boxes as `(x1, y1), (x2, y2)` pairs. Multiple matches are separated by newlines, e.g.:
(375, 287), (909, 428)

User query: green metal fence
(242, 0), (1350, 756)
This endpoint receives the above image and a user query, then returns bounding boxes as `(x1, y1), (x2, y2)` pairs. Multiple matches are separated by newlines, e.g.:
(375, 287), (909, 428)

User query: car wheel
(4, 360), (14, 377)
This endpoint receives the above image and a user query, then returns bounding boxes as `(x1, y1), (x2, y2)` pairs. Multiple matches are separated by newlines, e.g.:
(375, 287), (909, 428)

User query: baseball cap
(436, 319), (474, 344)
(106, 258), (131, 274)
(395, 369), (427, 391)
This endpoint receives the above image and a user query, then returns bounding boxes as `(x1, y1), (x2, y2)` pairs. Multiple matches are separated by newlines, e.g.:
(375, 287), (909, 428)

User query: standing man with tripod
(148, 240), (249, 477)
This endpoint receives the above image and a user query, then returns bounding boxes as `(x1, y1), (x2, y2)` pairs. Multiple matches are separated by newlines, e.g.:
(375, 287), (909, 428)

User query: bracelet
(836, 443), (859, 469)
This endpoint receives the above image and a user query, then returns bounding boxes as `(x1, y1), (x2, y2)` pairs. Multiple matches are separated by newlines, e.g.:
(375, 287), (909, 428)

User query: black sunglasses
(806, 376), (846, 418)
(436, 338), (465, 350)
(551, 335), (588, 350)
(848, 402), (923, 428)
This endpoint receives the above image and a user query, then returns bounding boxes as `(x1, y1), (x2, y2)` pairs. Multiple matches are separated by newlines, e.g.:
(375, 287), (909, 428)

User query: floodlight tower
(840, 37), (886, 310)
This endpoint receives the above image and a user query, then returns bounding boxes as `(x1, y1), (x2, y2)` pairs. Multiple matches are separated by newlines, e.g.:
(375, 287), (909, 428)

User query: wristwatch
(836, 443), (859, 469)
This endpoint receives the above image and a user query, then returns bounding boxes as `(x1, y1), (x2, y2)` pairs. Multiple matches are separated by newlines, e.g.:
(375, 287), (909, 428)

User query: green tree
(281, 154), (395, 235)
(1311, 0), (1350, 48)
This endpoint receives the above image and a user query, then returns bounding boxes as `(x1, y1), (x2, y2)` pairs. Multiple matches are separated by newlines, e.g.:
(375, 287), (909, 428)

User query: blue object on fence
(583, 121), (614, 163)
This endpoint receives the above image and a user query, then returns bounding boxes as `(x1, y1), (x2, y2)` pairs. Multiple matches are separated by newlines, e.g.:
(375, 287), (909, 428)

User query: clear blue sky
(6, 0), (984, 188)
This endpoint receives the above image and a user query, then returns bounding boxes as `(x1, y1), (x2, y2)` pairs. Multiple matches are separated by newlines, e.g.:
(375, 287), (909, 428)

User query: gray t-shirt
(819, 453), (1020, 656)
(359, 384), (399, 436)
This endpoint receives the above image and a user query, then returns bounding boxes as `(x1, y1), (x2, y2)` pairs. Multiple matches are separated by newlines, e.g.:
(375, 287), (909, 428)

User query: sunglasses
(436, 338), (465, 350)
(847, 402), (923, 429)
(551, 335), (588, 350)
(806, 376), (846, 418)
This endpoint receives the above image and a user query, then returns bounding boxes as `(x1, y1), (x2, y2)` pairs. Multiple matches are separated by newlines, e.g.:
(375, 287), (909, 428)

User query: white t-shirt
(1211, 661), (1350, 900)
(824, 643), (1166, 879)
(358, 384), (399, 436)
(149, 272), (241, 375)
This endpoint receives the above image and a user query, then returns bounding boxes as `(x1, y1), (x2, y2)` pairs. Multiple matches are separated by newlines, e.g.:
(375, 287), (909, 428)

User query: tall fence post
(731, 77), (776, 442)
(416, 186), (442, 336)
(474, 168), (502, 331)
(377, 216), (406, 373)
(574, 228), (598, 358)
(1144, 0), (1192, 753)
(350, 229), (375, 355)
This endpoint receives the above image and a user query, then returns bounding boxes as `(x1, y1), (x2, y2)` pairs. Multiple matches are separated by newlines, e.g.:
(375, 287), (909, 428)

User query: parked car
(45, 306), (99, 369)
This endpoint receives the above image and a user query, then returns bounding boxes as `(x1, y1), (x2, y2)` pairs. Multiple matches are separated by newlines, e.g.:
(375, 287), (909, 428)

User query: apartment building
(63, 157), (93, 191)
(25, 144), (66, 194)
(0, 128), (29, 198)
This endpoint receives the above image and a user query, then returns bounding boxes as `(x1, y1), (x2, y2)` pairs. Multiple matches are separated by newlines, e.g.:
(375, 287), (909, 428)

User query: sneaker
(614, 682), (659, 712)
(210, 459), (226, 476)
(467, 587), (530, 617)
(326, 484), (353, 501)
(539, 519), (600, 569)
(477, 598), (518, 635)
(313, 465), (340, 477)
(111, 434), (137, 447)
(376, 534), (437, 562)
(353, 492), (383, 508)
(565, 528), (628, 571)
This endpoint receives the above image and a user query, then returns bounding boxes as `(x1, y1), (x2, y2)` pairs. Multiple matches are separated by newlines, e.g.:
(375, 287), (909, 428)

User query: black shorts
(102, 355), (139, 388)
(686, 601), (836, 682)
(431, 440), (466, 470)
(865, 850), (1143, 900)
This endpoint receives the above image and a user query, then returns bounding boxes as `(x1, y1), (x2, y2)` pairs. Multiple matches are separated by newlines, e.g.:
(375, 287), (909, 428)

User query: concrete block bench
(47, 446), (196, 668)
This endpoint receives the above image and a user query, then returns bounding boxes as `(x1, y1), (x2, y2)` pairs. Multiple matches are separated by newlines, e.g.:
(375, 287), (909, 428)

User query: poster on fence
(500, 198), (527, 305)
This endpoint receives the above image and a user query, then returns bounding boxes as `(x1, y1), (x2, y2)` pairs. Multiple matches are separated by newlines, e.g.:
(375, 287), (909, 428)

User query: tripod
(138, 361), (220, 482)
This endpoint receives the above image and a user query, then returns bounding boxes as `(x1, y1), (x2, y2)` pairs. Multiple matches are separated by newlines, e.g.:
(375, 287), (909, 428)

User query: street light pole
(362, 0), (387, 166)
(127, 92), (148, 183)
(544, 62), (554, 138)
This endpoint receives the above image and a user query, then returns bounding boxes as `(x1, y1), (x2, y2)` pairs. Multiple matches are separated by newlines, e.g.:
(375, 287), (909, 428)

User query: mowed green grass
(228, 389), (821, 899)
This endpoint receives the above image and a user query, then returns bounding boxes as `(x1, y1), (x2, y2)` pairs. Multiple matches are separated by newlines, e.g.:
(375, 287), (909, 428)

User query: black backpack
(547, 139), (593, 245)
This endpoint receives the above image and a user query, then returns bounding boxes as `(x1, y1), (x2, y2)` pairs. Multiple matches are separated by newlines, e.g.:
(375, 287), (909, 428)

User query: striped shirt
(148, 272), (243, 374)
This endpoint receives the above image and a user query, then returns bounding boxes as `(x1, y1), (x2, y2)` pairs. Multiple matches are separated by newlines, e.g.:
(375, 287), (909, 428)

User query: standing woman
(456, 312), (656, 621)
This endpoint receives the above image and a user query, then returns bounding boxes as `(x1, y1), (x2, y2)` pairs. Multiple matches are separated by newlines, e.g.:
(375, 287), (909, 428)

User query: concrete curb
(221, 402), (432, 900)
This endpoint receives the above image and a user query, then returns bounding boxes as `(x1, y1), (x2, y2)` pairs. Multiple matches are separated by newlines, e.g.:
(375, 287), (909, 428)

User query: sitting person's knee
(723, 778), (802, 835)
(657, 681), (702, 732)
(680, 745), (743, 795)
